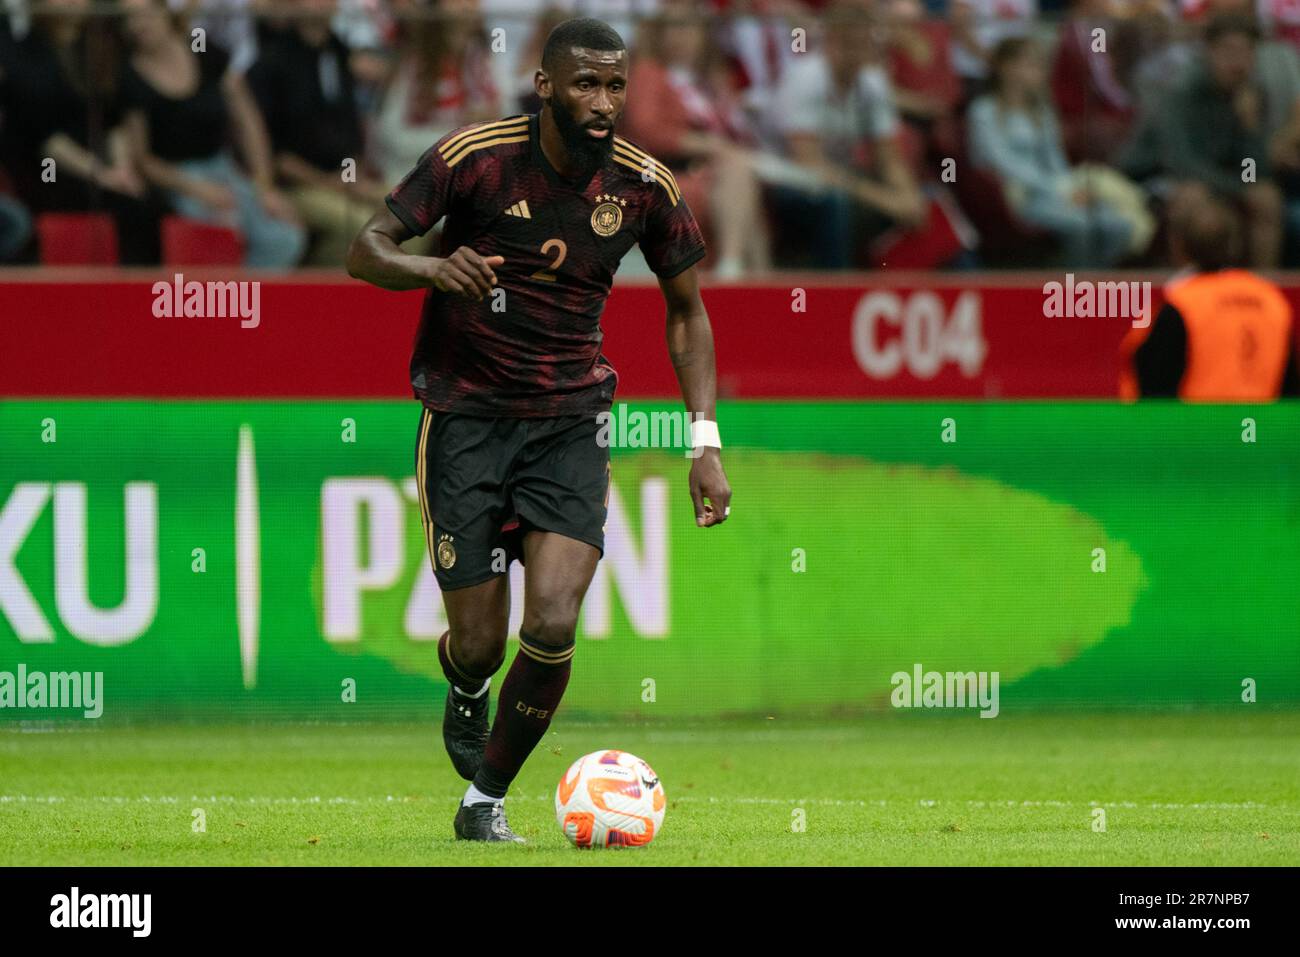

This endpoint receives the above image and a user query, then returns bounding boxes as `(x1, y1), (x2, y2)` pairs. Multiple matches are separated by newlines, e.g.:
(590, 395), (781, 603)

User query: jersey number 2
(529, 239), (567, 282)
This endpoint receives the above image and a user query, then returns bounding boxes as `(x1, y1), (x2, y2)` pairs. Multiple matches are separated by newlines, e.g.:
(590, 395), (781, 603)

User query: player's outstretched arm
(346, 207), (503, 300)
(660, 264), (731, 528)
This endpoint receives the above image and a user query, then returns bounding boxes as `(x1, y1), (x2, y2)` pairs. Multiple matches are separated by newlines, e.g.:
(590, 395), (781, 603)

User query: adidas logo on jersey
(505, 200), (532, 219)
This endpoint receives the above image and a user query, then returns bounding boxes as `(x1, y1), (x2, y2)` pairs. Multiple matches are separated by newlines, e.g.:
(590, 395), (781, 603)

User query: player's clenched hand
(689, 449), (731, 528)
(428, 247), (505, 301)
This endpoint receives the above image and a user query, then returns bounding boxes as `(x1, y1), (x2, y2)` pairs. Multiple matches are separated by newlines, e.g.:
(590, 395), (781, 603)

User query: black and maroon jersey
(385, 112), (707, 417)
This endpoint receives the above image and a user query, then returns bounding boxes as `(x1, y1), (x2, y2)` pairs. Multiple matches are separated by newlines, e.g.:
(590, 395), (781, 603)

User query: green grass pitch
(2, 712), (1297, 866)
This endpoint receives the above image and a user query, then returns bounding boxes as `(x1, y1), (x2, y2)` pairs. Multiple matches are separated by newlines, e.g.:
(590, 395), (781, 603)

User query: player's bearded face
(551, 95), (616, 171)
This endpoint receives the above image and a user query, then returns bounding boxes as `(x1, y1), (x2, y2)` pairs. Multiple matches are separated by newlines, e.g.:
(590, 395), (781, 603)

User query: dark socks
(470, 630), (574, 799)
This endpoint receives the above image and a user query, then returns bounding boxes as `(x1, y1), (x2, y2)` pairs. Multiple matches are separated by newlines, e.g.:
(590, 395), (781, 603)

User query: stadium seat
(868, 190), (971, 270)
(942, 111), (1057, 267)
(35, 213), (119, 265)
(161, 216), (244, 266)
(952, 161), (1056, 267)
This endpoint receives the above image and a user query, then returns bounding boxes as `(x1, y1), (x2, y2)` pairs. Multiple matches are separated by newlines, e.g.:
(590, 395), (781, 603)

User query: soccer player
(346, 17), (732, 843)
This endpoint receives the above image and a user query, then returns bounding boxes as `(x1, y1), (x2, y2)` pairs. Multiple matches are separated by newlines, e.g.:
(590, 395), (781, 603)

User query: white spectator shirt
(165, 0), (257, 74)
(950, 0), (1039, 79)
(773, 54), (900, 166)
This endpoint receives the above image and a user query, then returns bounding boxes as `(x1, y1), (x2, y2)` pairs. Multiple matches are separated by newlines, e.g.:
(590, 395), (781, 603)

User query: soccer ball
(555, 749), (666, 848)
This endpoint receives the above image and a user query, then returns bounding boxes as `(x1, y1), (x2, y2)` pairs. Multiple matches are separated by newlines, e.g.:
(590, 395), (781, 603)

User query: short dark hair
(541, 17), (626, 74)
(1175, 193), (1245, 271)
(1205, 12), (1261, 46)
(988, 36), (1039, 95)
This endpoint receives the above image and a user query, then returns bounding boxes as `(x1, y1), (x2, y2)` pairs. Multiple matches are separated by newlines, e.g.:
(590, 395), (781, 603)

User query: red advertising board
(2, 269), (1291, 398)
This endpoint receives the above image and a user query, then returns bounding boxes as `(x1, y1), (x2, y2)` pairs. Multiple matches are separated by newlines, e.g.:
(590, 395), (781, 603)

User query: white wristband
(690, 418), (721, 449)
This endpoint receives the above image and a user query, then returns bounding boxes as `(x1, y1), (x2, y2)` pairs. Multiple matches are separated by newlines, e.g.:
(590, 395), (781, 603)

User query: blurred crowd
(3, 0), (1300, 273)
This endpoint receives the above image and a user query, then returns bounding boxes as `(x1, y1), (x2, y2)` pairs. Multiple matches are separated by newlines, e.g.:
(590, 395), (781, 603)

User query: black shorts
(414, 407), (611, 591)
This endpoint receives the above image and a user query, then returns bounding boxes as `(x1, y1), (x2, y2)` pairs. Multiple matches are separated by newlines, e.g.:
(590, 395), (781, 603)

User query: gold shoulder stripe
(612, 139), (682, 194)
(612, 148), (681, 203)
(612, 154), (681, 204)
(440, 116), (529, 156)
(612, 155), (679, 205)
(445, 132), (529, 168)
(441, 123), (528, 166)
(612, 146), (681, 197)
(612, 142), (681, 203)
